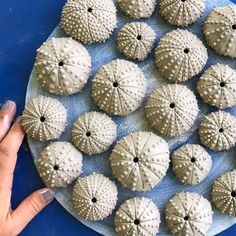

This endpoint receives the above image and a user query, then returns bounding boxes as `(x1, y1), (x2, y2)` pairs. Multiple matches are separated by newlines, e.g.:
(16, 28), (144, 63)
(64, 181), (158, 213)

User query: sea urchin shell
(165, 192), (213, 235)
(37, 142), (83, 188)
(172, 144), (212, 185)
(197, 64), (236, 109)
(72, 111), (117, 155)
(72, 173), (118, 220)
(145, 84), (199, 137)
(110, 131), (170, 192)
(199, 111), (236, 151)
(60, 0), (117, 44)
(115, 197), (161, 236)
(118, 0), (156, 19)
(155, 29), (208, 82)
(35, 37), (91, 96)
(160, 0), (205, 26)
(204, 5), (236, 58)
(92, 59), (147, 116)
(22, 95), (67, 141)
(117, 22), (156, 61)
(212, 170), (236, 217)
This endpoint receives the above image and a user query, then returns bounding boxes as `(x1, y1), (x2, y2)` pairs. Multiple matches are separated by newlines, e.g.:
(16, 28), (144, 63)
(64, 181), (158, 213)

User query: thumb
(11, 188), (55, 234)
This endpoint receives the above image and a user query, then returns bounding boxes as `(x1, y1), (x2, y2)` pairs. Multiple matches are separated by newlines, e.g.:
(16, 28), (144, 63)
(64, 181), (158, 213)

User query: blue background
(0, 0), (235, 235)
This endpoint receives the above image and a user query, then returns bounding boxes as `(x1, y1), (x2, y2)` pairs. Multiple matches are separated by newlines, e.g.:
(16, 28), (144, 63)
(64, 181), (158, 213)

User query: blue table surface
(0, 0), (235, 235)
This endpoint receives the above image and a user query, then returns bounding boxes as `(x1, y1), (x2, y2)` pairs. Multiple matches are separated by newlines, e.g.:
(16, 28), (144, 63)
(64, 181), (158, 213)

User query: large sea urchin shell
(165, 192), (213, 236)
(199, 111), (236, 151)
(72, 173), (118, 220)
(145, 84), (199, 137)
(92, 59), (147, 116)
(117, 22), (156, 61)
(37, 142), (83, 188)
(160, 0), (205, 26)
(115, 197), (161, 236)
(172, 144), (212, 185)
(212, 170), (236, 217)
(155, 29), (208, 82)
(35, 37), (91, 96)
(118, 0), (156, 19)
(60, 0), (117, 44)
(197, 64), (236, 109)
(71, 111), (117, 155)
(204, 5), (236, 58)
(110, 131), (170, 192)
(22, 95), (67, 141)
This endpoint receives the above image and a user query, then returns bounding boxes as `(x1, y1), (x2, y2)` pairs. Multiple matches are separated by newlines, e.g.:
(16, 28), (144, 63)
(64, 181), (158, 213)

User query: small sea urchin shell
(204, 5), (236, 58)
(37, 142), (83, 188)
(145, 84), (199, 137)
(199, 111), (236, 151)
(172, 144), (212, 185)
(72, 173), (118, 220)
(22, 95), (67, 141)
(71, 111), (117, 155)
(212, 170), (236, 217)
(165, 192), (213, 236)
(118, 0), (156, 19)
(110, 131), (170, 192)
(155, 29), (208, 82)
(60, 0), (117, 44)
(117, 22), (156, 61)
(197, 64), (236, 109)
(115, 197), (161, 236)
(35, 37), (91, 96)
(160, 0), (205, 26)
(92, 59), (147, 116)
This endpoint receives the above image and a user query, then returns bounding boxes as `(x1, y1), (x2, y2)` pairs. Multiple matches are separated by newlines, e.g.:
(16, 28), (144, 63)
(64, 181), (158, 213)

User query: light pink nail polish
(1, 100), (15, 111)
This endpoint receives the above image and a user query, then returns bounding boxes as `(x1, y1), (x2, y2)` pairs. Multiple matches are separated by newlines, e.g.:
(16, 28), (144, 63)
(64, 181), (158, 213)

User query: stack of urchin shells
(20, 0), (236, 235)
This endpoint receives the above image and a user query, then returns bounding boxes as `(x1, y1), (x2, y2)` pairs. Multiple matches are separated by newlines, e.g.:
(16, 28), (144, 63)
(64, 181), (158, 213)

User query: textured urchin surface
(72, 173), (118, 220)
(199, 111), (236, 151)
(197, 64), (236, 109)
(212, 170), (236, 217)
(118, 0), (156, 19)
(71, 111), (117, 155)
(37, 142), (83, 188)
(60, 0), (117, 44)
(160, 0), (205, 26)
(35, 37), (91, 96)
(172, 144), (212, 185)
(145, 84), (199, 137)
(204, 5), (236, 58)
(22, 95), (67, 141)
(155, 29), (208, 82)
(92, 59), (147, 116)
(165, 192), (213, 236)
(110, 131), (170, 192)
(117, 22), (156, 61)
(115, 197), (161, 236)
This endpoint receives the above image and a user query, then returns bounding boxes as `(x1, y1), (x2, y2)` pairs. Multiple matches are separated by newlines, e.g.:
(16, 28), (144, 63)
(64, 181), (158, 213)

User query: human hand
(0, 101), (55, 236)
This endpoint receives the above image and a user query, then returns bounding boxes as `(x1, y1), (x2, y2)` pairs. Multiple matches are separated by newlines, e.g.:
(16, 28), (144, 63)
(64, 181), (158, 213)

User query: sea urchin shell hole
(87, 7), (92, 13)
(53, 165), (59, 171)
(181, 0), (186, 2)
(191, 157), (196, 163)
(137, 35), (142, 40)
(169, 103), (175, 108)
(134, 219), (140, 225)
(133, 157), (139, 163)
(232, 24), (236, 30)
(231, 191), (236, 197)
(113, 82), (118, 87)
(220, 81), (226, 87)
(86, 131), (91, 137)
(184, 216), (189, 221)
(91, 197), (97, 203)
(40, 116), (45, 122)
(184, 48), (189, 54)
(219, 128), (224, 133)
(58, 61), (64, 66)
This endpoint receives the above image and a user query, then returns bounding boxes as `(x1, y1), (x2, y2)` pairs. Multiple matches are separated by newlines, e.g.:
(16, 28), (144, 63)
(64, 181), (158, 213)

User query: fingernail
(41, 189), (55, 203)
(15, 116), (22, 123)
(1, 100), (15, 111)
